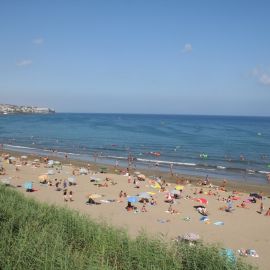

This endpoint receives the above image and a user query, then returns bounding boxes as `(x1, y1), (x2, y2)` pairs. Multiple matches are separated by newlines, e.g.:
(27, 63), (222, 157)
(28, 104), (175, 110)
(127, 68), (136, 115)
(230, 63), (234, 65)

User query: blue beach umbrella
(24, 182), (33, 190)
(127, 196), (138, 203)
(138, 192), (151, 199)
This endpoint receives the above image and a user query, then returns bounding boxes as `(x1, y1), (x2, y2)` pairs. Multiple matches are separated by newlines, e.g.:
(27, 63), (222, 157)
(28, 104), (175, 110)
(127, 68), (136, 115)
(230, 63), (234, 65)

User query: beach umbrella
(48, 160), (54, 167)
(24, 182), (33, 190)
(90, 176), (101, 182)
(134, 171), (141, 175)
(89, 194), (102, 199)
(80, 168), (88, 175)
(68, 176), (76, 184)
(138, 192), (151, 199)
(100, 167), (107, 173)
(54, 161), (61, 165)
(138, 174), (146, 179)
(180, 233), (200, 242)
(175, 185), (184, 191)
(33, 159), (40, 162)
(21, 155), (28, 159)
(1, 178), (11, 185)
(127, 196), (138, 203)
(38, 175), (48, 181)
(47, 170), (55, 175)
(147, 192), (156, 195)
(9, 156), (16, 161)
(197, 198), (208, 204)
(170, 190), (181, 196)
(153, 182), (161, 189)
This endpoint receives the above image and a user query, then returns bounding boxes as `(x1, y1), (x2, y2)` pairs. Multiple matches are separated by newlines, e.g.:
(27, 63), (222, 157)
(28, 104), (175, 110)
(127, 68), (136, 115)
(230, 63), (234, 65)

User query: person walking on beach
(128, 174), (131, 184)
(141, 201), (147, 212)
(258, 200), (264, 214)
(63, 190), (68, 202)
(118, 190), (124, 202)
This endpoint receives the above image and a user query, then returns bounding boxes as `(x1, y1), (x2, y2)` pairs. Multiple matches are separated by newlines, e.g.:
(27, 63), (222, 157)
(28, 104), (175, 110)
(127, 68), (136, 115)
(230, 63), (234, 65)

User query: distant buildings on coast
(0, 104), (55, 115)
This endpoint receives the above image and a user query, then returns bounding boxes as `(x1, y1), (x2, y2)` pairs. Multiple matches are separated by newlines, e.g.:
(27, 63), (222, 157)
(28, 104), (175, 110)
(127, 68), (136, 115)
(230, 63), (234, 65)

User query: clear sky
(1, 0), (270, 115)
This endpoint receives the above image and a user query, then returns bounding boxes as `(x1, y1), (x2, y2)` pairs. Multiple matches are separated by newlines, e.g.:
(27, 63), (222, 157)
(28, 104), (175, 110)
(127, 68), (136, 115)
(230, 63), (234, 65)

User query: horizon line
(55, 112), (270, 117)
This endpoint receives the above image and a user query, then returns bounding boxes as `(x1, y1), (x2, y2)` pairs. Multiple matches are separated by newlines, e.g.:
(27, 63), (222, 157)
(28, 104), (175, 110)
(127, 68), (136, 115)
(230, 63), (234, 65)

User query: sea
(0, 113), (270, 184)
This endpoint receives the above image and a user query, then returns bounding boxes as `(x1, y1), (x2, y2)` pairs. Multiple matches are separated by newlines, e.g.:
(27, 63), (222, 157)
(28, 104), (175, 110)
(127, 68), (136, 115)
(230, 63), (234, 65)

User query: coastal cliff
(0, 104), (55, 114)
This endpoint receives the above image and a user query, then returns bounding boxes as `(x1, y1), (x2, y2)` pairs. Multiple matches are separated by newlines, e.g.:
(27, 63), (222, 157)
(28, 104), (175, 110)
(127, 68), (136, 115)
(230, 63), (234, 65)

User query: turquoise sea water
(0, 113), (270, 184)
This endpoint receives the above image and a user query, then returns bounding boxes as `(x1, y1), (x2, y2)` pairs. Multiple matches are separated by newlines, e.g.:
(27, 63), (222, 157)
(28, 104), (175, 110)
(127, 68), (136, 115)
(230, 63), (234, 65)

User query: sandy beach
(1, 152), (270, 269)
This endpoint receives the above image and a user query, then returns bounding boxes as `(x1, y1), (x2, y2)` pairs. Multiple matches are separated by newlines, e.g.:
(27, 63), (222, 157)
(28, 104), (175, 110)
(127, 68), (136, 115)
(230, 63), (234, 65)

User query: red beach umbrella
(197, 198), (208, 204)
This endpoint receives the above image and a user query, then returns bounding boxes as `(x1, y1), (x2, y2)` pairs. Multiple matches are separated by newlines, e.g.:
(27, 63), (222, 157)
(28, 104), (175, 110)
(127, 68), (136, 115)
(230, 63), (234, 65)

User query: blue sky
(1, 0), (270, 115)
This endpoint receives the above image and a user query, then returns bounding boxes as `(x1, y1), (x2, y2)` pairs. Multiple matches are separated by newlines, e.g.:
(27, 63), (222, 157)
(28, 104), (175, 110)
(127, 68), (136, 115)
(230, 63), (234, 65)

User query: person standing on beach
(259, 200), (264, 214)
(69, 191), (73, 201)
(63, 190), (68, 202)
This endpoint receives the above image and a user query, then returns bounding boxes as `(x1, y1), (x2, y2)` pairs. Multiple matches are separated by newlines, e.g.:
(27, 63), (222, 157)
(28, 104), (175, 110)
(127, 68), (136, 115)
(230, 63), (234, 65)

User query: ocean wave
(258, 171), (270, 175)
(136, 158), (196, 166)
(4, 144), (37, 151)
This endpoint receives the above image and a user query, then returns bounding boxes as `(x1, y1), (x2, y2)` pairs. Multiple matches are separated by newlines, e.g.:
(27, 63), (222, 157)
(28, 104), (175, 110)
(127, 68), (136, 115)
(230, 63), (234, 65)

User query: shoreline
(2, 148), (270, 196)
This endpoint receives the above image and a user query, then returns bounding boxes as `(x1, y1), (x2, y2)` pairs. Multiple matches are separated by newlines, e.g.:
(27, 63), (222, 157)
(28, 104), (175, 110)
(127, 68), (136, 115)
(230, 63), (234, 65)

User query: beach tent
(134, 171), (141, 175)
(9, 157), (16, 161)
(34, 159), (40, 162)
(21, 155), (28, 159)
(127, 196), (138, 203)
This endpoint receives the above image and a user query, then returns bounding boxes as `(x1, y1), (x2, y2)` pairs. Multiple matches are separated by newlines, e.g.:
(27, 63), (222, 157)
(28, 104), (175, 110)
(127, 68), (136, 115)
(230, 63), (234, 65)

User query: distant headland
(0, 104), (55, 115)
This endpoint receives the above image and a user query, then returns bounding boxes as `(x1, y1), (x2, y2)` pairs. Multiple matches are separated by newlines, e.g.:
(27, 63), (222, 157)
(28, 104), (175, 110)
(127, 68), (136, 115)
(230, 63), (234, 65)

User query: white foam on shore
(137, 158), (196, 166)
(258, 171), (270, 174)
(4, 144), (37, 150)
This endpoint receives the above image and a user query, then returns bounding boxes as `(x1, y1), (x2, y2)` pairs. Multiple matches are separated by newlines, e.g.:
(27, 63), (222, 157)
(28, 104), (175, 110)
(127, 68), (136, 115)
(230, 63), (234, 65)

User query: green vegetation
(0, 185), (253, 270)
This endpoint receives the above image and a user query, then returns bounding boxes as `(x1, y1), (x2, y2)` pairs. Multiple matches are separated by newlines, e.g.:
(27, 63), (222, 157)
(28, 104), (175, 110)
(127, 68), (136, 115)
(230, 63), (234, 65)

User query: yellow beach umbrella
(175, 185), (184, 191)
(154, 183), (161, 189)
(38, 175), (48, 181)
(89, 194), (102, 199)
(147, 192), (156, 195)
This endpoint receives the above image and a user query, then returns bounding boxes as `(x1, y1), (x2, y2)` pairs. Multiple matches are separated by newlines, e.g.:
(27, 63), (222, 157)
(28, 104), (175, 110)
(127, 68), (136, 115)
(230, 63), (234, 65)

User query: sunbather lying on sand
(237, 201), (249, 209)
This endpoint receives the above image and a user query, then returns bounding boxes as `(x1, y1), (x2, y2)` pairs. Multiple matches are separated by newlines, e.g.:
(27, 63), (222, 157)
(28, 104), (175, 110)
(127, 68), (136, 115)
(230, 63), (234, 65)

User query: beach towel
(200, 216), (209, 222)
(157, 218), (170, 223)
(214, 221), (224, 226)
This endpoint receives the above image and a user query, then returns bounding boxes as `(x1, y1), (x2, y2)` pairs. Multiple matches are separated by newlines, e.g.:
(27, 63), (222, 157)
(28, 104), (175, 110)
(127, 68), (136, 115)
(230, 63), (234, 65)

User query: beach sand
(1, 153), (270, 269)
